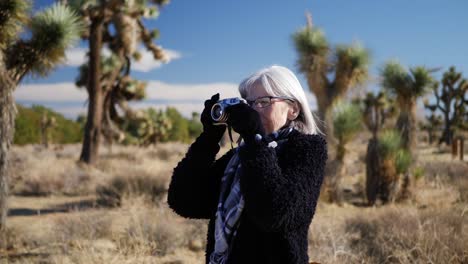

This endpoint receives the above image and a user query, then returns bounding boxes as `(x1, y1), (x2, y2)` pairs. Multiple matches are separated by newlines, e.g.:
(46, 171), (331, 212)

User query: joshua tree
(365, 128), (412, 206)
(75, 53), (148, 147)
(69, 0), (169, 164)
(0, 1), (83, 231)
(122, 108), (172, 146)
(326, 102), (362, 204)
(371, 130), (411, 205)
(381, 61), (434, 155)
(360, 91), (395, 138)
(424, 67), (468, 146)
(40, 112), (57, 148)
(293, 13), (370, 141)
(357, 91), (401, 205)
(421, 99), (443, 145)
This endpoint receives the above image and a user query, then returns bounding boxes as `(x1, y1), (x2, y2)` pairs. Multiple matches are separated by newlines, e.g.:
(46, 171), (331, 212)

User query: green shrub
(378, 130), (402, 159)
(14, 104), (82, 145)
(395, 149), (412, 174)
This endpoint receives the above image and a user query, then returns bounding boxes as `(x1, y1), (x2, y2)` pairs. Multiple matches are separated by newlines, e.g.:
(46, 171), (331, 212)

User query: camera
(211, 97), (247, 123)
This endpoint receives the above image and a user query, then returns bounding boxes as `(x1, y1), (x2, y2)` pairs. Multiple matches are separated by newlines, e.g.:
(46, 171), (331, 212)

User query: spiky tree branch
(424, 67), (468, 145)
(293, 13), (370, 142)
(381, 61), (434, 153)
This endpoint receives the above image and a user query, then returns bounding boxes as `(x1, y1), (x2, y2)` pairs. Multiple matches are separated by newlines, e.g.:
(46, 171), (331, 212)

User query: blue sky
(16, 0), (468, 119)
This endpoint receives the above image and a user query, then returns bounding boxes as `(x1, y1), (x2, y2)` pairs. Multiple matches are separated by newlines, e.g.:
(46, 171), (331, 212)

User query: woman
(167, 65), (327, 264)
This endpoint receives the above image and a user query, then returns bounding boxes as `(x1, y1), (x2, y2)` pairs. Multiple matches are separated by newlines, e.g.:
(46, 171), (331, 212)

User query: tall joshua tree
(0, 1), (83, 231)
(292, 13), (370, 141)
(358, 91), (400, 205)
(424, 67), (468, 145)
(381, 61), (434, 154)
(326, 102), (362, 203)
(69, 0), (169, 164)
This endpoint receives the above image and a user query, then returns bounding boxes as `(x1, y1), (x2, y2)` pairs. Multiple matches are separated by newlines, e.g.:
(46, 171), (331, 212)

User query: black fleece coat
(167, 129), (327, 264)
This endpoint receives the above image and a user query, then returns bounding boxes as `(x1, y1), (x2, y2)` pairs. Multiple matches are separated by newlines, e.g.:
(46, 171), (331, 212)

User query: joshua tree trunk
(365, 137), (380, 206)
(380, 158), (398, 204)
(0, 57), (15, 231)
(80, 18), (104, 164)
(306, 73), (329, 136)
(396, 101), (417, 154)
(440, 112), (453, 146)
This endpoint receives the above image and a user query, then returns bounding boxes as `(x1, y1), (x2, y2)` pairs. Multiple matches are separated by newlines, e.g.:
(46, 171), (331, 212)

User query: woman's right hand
(201, 93), (226, 138)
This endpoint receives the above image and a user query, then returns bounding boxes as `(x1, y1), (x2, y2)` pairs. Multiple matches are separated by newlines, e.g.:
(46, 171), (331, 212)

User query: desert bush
(0, 227), (28, 250)
(308, 204), (467, 263)
(147, 143), (187, 161)
(412, 166), (425, 181)
(52, 213), (113, 244)
(116, 202), (186, 257)
(421, 160), (468, 182)
(14, 104), (82, 145)
(96, 172), (168, 207)
(457, 178), (468, 203)
(344, 207), (467, 263)
(10, 156), (92, 196)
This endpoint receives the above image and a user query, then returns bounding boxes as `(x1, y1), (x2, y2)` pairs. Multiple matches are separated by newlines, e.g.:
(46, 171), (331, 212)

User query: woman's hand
(201, 93), (226, 139)
(226, 103), (265, 144)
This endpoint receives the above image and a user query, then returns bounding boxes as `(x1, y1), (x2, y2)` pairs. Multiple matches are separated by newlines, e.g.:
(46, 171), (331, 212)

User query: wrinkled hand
(226, 103), (265, 144)
(201, 93), (226, 138)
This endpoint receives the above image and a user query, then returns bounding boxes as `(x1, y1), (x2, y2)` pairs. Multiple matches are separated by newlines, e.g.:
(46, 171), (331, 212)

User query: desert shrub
(412, 166), (425, 181)
(116, 205), (185, 256)
(14, 104), (82, 145)
(165, 107), (191, 142)
(378, 130), (402, 158)
(97, 172), (167, 207)
(395, 149), (412, 174)
(147, 144), (186, 161)
(421, 160), (468, 182)
(344, 207), (467, 263)
(53, 213), (113, 243)
(457, 178), (468, 203)
(0, 227), (29, 250)
(13, 160), (92, 196)
(185, 220), (208, 252)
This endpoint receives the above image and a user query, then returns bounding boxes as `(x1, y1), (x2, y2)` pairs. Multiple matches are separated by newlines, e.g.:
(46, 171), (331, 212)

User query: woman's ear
(287, 102), (300, 120)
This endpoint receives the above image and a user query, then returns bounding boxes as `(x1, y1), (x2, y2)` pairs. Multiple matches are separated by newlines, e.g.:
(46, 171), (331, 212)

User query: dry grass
(308, 204), (467, 263)
(3, 137), (468, 263)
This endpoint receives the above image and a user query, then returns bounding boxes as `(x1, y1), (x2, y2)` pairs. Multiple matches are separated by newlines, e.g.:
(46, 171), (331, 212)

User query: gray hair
(238, 65), (321, 135)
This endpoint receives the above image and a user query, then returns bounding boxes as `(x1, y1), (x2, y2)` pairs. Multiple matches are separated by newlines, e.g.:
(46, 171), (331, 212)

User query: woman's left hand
(226, 103), (265, 144)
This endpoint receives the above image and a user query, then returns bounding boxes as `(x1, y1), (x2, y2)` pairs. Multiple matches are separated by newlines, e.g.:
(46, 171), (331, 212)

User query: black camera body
(211, 97), (247, 124)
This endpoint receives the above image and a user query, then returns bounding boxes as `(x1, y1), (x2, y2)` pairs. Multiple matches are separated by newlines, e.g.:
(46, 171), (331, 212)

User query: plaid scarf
(209, 127), (295, 264)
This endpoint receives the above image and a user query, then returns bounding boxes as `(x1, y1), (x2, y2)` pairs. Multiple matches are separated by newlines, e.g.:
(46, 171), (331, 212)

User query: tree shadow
(7, 199), (97, 217)
(0, 252), (50, 261)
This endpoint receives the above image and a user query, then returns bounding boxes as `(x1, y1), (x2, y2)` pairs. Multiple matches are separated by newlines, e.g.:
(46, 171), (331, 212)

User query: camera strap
(227, 124), (234, 149)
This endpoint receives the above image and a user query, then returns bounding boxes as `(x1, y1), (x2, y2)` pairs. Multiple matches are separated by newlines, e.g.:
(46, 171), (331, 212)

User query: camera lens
(211, 103), (224, 121)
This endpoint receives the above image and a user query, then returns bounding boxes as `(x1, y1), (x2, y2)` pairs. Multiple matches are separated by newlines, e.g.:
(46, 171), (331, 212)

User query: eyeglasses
(246, 96), (295, 108)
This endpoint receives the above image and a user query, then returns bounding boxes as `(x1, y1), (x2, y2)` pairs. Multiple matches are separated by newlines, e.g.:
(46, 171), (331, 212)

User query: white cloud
(64, 47), (182, 72)
(145, 81), (239, 101)
(14, 82), (88, 101)
(64, 48), (87, 67)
